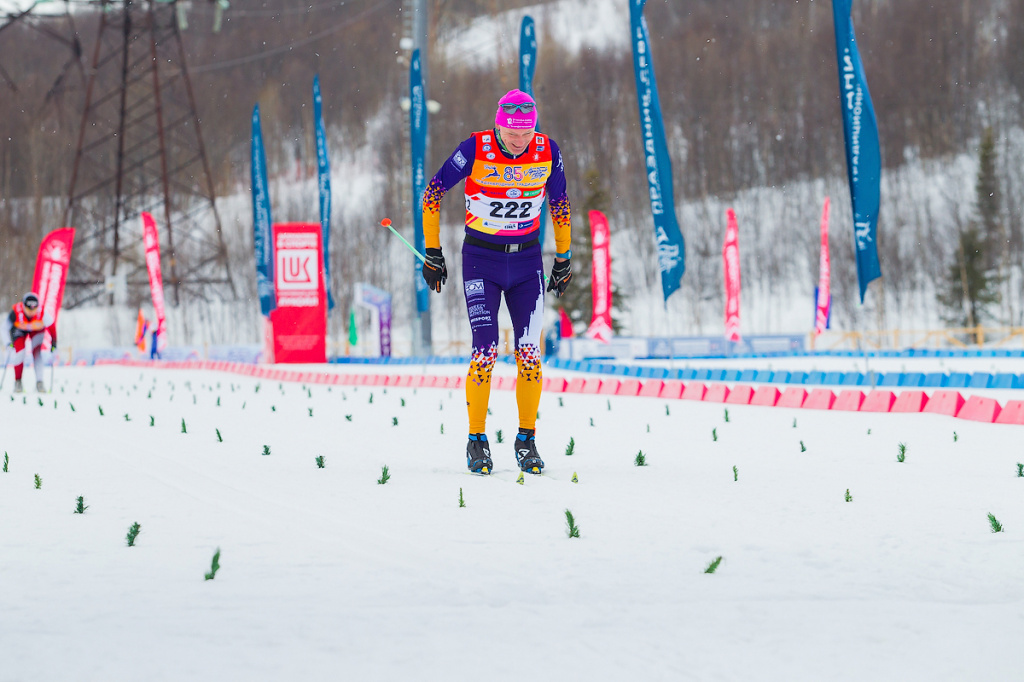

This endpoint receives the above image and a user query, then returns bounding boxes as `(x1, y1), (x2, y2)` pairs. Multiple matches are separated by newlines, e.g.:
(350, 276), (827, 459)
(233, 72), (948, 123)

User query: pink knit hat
(495, 89), (538, 130)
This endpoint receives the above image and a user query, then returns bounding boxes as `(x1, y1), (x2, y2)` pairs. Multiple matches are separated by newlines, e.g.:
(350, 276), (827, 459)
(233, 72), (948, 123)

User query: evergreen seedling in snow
(345, 415), (352, 421)
(3, 452), (8, 472)
(74, 496), (88, 514)
(733, 465), (738, 482)
(255, 383), (261, 393)
(262, 445), (271, 456)
(897, 442), (907, 463)
(647, 424), (650, 433)
(589, 417), (594, 427)
(440, 423), (444, 434)
(793, 418), (797, 428)
(126, 522), (141, 547)
(34, 474), (42, 489)
(712, 428), (718, 442)
(458, 488), (466, 508)
(988, 513), (1004, 533)
(37, 397), (43, 407)
(98, 405), (104, 416)
(496, 429), (503, 443)
(565, 437), (575, 456)
(217, 397), (221, 407)
(953, 431), (958, 442)
(724, 408), (730, 423)
(867, 428), (872, 435)
(271, 406), (276, 412)
(70, 403), (75, 412)
(369, 393), (374, 404)
(565, 509), (580, 538)
(392, 417), (398, 426)
(377, 465), (391, 485)
(309, 408), (314, 417)
(665, 404), (670, 416)
(205, 548), (221, 580)
(559, 397), (564, 407)
(315, 455), (325, 468)
(634, 450), (647, 466)
(1017, 463), (1024, 477)
(607, 399), (612, 411)
(704, 556), (723, 574)
(216, 429), (223, 443)
(124, 413), (131, 422)
(800, 441), (806, 453)
(241, 402), (246, 409)
(401, 398), (406, 407)
(149, 416), (155, 427)
(845, 489), (853, 502)
(181, 418), (187, 434)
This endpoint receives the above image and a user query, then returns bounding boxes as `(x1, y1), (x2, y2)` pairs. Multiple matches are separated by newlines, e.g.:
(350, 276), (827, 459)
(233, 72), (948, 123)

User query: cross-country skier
(4, 292), (57, 393)
(421, 89), (572, 475)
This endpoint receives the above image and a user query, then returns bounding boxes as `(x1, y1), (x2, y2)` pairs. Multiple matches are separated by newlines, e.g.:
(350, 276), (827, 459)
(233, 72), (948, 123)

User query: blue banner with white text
(313, 75), (335, 312)
(410, 50), (430, 315)
(519, 15), (548, 249)
(630, 0), (685, 301)
(832, 0), (882, 303)
(250, 104), (275, 316)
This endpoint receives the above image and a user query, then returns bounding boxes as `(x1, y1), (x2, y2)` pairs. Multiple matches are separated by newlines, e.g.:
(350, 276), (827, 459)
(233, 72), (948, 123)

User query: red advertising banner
(815, 197), (832, 335)
(558, 307), (574, 338)
(141, 212), (168, 350)
(270, 223), (326, 363)
(32, 227), (75, 333)
(585, 210), (613, 343)
(723, 208), (741, 342)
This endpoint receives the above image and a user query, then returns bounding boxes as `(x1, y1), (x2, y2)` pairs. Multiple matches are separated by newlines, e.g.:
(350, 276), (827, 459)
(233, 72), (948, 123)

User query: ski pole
(49, 352), (55, 394)
(0, 347), (9, 392)
(379, 218), (426, 263)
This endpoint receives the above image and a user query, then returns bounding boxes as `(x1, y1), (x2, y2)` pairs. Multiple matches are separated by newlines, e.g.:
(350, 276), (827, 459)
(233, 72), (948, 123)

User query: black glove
(422, 247), (448, 293)
(546, 258), (572, 297)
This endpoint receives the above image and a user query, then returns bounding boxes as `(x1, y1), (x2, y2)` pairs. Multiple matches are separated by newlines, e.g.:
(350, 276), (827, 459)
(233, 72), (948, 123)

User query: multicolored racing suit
(6, 302), (56, 383)
(423, 129), (571, 434)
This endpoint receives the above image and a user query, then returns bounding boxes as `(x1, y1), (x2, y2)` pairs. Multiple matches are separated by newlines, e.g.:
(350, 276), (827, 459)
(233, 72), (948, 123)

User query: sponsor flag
(313, 75), (335, 312)
(141, 212), (168, 351)
(31, 227), (74, 331)
(270, 223), (327, 363)
(134, 309), (149, 352)
(558, 308), (574, 338)
(519, 15), (548, 249)
(251, 104), (276, 316)
(832, 0), (882, 302)
(410, 50), (430, 315)
(630, 0), (685, 301)
(355, 283), (393, 358)
(585, 210), (613, 343)
(348, 308), (358, 347)
(723, 208), (741, 342)
(815, 197), (832, 334)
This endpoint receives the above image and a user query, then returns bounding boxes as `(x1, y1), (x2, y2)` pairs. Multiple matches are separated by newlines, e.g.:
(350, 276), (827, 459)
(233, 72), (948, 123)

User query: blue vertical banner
(250, 104), (275, 316)
(313, 75), (335, 312)
(519, 15), (548, 249)
(410, 49), (430, 315)
(629, 0), (685, 301)
(832, 0), (882, 303)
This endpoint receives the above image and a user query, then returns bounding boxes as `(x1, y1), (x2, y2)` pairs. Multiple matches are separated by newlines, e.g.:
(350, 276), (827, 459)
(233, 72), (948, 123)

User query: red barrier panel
(449, 375), (465, 389)
(891, 390), (928, 413)
(724, 384), (754, 405)
(681, 382), (706, 401)
(495, 375), (517, 391)
(616, 379), (642, 396)
(544, 377), (567, 392)
(581, 378), (602, 394)
(637, 380), (664, 397)
(922, 390), (964, 417)
(565, 378), (586, 393)
(994, 400), (1024, 425)
(957, 395), (1001, 423)
(777, 387), (808, 408)
(833, 390), (865, 411)
(803, 388), (836, 410)
(750, 385), (781, 407)
(704, 383), (730, 403)
(861, 390), (896, 413)
(660, 380), (685, 400)
(598, 379), (621, 395)
(409, 376), (427, 388)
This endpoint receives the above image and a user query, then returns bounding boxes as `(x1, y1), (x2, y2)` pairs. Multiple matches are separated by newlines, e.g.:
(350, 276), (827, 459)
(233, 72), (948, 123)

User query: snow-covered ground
(2, 361), (1022, 680)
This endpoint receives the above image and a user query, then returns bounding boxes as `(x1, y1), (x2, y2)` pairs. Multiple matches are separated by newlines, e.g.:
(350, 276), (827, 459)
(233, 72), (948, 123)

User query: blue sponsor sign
(519, 15), (548, 249)
(410, 50), (430, 315)
(250, 104), (275, 316)
(313, 75), (335, 312)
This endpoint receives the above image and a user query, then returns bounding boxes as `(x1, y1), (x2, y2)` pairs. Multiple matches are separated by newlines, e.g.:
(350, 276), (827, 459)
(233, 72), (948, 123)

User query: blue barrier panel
(880, 373), (904, 387)
(947, 372), (971, 388)
(902, 372), (925, 387)
(822, 371), (843, 385)
(739, 369), (758, 382)
(707, 369), (727, 381)
(754, 370), (772, 383)
(865, 372), (884, 387)
(787, 371), (808, 384)
(923, 372), (947, 387)
(968, 373), (993, 388)
(638, 366), (655, 378)
(679, 368), (698, 380)
(804, 371), (825, 385)
(722, 369), (742, 382)
(670, 369), (687, 380)
(1018, 374), (1024, 388)
(614, 365), (631, 376)
(991, 373), (1015, 389)
(841, 372), (864, 386)
(693, 368), (712, 381)
(770, 371), (791, 383)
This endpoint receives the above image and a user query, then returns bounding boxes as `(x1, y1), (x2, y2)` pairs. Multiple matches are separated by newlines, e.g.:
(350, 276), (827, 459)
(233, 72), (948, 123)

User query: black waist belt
(464, 235), (539, 253)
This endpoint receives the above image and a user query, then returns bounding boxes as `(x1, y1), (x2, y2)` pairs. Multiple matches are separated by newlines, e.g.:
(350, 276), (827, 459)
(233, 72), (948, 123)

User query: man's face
(497, 126), (536, 156)
(24, 301), (39, 319)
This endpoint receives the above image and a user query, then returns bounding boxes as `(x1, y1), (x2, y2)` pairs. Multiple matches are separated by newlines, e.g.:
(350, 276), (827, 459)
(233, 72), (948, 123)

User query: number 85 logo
(502, 166), (523, 182)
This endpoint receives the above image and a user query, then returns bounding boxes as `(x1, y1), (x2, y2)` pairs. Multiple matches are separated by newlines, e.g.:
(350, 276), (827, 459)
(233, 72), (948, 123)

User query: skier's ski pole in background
(0, 347), (10, 392)
(49, 353), (55, 394)
(379, 218), (425, 263)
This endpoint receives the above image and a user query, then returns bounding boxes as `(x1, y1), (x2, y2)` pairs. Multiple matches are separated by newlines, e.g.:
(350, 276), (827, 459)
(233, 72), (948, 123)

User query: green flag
(348, 309), (358, 346)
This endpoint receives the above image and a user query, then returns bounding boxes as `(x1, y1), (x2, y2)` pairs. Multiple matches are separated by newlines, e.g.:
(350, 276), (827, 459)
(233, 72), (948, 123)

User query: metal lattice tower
(62, 0), (234, 308)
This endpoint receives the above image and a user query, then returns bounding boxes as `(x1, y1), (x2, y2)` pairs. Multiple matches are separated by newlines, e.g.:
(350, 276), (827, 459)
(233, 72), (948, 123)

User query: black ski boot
(514, 428), (544, 474)
(466, 433), (493, 474)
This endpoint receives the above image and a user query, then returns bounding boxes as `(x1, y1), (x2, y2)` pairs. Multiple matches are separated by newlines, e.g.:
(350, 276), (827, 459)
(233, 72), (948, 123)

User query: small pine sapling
(897, 442), (907, 463)
(988, 513), (1004, 533)
(262, 445), (271, 456)
(565, 437), (575, 456)
(34, 474), (42, 489)
(496, 429), (504, 443)
(665, 404), (670, 416)
(724, 408), (730, 423)
(647, 424), (650, 433)
(3, 452), (8, 472)
(458, 488), (466, 508)
(377, 465), (391, 485)
(800, 441), (806, 453)
(369, 393), (374, 404)
(589, 417), (594, 427)
(315, 455), (325, 468)
(793, 418), (797, 428)
(309, 408), (314, 417)
(204, 548), (221, 580)
(124, 413), (131, 422)
(181, 418), (188, 433)
(634, 450), (647, 466)
(440, 423), (444, 434)
(607, 399), (612, 411)
(271, 405), (276, 412)
(216, 428), (223, 443)
(98, 405), (104, 416)
(401, 398), (406, 407)
(37, 397), (43, 407)
(216, 397), (221, 406)
(392, 417), (398, 426)
(75, 496), (88, 514)
(733, 465), (738, 482)
(558, 397), (564, 407)
(564, 509), (580, 538)
(149, 416), (155, 427)
(1017, 463), (1024, 478)
(125, 522), (141, 547)
(845, 489), (853, 502)
(704, 556), (723, 574)
(241, 401), (246, 409)
(69, 402), (75, 412)
(953, 432), (958, 442)
(345, 415), (352, 421)
(712, 428), (718, 442)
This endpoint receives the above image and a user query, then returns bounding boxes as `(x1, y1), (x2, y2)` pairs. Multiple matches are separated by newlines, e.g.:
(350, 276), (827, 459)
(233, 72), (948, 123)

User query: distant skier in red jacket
(5, 292), (56, 393)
